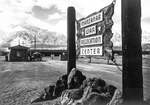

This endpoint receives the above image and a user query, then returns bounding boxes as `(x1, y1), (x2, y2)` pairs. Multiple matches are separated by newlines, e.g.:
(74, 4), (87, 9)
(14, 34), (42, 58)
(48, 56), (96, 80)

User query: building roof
(8, 45), (29, 50)
(30, 44), (66, 48)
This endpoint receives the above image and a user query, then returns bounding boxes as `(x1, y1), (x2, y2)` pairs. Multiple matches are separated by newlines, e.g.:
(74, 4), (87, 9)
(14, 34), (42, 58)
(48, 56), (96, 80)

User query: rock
(59, 74), (68, 81)
(39, 74), (68, 100)
(145, 96), (150, 104)
(39, 82), (56, 100)
(81, 77), (117, 97)
(53, 79), (67, 97)
(81, 92), (111, 105)
(70, 89), (84, 100)
(53, 74), (68, 97)
(60, 86), (111, 105)
(73, 77), (117, 105)
(59, 75), (120, 105)
(60, 89), (84, 105)
(44, 84), (55, 100)
(67, 68), (86, 89)
(81, 77), (106, 93)
(76, 86), (110, 104)
(53, 101), (61, 105)
(103, 84), (117, 97)
(92, 77), (106, 87)
(60, 89), (75, 105)
(107, 89), (122, 105)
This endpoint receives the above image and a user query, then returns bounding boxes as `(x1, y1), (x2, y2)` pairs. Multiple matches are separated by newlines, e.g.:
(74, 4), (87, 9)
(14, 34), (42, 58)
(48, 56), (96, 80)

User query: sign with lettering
(76, 1), (116, 61)
(80, 12), (103, 28)
(80, 46), (103, 56)
(80, 35), (102, 46)
(85, 25), (96, 36)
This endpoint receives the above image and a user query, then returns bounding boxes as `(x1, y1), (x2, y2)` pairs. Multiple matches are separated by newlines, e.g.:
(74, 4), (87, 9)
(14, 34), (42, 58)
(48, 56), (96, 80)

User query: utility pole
(18, 39), (20, 45)
(34, 34), (36, 52)
(121, 0), (143, 103)
(21, 41), (25, 46)
(67, 7), (76, 75)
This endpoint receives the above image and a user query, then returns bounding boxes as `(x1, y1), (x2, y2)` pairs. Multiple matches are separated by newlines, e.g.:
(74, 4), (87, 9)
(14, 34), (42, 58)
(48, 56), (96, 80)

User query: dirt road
(0, 58), (65, 105)
(0, 56), (150, 105)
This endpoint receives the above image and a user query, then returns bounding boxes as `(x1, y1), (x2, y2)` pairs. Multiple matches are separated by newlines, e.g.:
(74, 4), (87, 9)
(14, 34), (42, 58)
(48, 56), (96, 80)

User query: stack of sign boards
(77, 2), (115, 61)
(78, 12), (103, 57)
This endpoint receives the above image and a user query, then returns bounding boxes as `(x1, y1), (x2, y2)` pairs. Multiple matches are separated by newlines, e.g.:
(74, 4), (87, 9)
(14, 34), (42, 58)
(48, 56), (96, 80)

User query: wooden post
(107, 59), (109, 64)
(121, 0), (143, 103)
(67, 7), (76, 75)
(88, 57), (91, 63)
(34, 34), (36, 52)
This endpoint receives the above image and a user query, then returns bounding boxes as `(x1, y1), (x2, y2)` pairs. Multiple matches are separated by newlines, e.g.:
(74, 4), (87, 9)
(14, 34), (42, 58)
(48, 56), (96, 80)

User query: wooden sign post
(122, 0), (143, 103)
(67, 7), (76, 75)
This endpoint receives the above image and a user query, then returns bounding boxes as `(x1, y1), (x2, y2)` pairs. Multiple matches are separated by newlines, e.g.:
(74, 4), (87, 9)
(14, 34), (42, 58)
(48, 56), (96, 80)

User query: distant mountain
(111, 30), (122, 46)
(111, 30), (150, 46)
(6, 30), (34, 43)
(142, 30), (150, 44)
(1, 23), (149, 49)
(1, 23), (67, 48)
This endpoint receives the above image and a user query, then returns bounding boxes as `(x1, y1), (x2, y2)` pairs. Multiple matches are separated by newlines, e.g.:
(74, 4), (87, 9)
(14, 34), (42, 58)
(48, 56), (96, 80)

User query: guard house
(8, 45), (30, 61)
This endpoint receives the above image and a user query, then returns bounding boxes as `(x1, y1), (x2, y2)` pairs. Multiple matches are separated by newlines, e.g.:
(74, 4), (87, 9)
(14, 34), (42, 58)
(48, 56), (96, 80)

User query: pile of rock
(40, 74), (68, 100)
(37, 68), (122, 105)
(59, 76), (122, 105)
(38, 68), (86, 101)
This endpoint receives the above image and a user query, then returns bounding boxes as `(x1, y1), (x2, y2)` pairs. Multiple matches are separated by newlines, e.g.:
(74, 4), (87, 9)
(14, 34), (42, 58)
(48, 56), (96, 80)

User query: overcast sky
(0, 0), (150, 38)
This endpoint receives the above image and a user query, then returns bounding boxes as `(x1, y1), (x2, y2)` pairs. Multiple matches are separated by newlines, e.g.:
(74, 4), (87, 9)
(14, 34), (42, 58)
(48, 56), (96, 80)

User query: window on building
(16, 52), (21, 57)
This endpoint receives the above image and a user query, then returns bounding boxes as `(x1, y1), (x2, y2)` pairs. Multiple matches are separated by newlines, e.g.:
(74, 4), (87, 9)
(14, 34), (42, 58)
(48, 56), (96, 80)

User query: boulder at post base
(67, 68), (86, 89)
